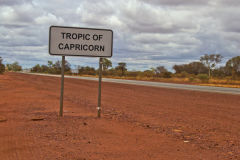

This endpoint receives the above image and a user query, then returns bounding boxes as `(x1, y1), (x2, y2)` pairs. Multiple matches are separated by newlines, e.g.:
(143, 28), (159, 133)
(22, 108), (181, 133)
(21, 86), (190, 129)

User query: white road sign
(49, 26), (113, 57)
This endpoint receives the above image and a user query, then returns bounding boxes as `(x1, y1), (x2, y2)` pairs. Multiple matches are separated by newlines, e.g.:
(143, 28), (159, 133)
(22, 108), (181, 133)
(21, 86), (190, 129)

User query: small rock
(228, 152), (233, 155)
(31, 117), (44, 121)
(83, 122), (87, 126)
(173, 129), (183, 133)
(184, 140), (190, 143)
(0, 116), (7, 122)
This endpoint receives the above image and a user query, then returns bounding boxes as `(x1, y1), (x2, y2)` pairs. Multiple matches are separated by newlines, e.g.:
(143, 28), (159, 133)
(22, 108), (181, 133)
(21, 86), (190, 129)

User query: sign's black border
(49, 25), (113, 57)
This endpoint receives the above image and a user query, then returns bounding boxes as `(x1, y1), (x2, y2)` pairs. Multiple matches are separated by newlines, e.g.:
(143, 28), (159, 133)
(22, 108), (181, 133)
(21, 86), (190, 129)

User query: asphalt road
(21, 72), (240, 95)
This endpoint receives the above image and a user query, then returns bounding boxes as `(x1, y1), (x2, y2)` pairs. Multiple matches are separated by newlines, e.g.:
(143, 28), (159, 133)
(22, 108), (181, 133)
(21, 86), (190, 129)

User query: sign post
(97, 58), (103, 118)
(49, 26), (113, 117)
(59, 56), (65, 117)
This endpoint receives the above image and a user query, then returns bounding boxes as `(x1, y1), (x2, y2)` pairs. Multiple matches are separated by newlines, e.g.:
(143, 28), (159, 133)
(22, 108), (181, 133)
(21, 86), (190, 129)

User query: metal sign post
(97, 58), (103, 118)
(59, 56), (65, 117)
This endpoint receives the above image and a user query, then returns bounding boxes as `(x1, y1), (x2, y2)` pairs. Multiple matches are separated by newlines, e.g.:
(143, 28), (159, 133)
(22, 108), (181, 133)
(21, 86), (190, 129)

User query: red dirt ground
(0, 72), (240, 160)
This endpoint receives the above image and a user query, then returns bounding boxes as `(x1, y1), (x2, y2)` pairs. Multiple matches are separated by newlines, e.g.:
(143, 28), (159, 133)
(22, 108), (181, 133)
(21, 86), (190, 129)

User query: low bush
(188, 77), (194, 82)
(197, 74), (209, 83)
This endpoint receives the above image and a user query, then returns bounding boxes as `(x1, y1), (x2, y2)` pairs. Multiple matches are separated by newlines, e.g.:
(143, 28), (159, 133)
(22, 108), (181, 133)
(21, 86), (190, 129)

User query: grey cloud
(120, 2), (197, 34)
(219, 0), (240, 6)
(223, 32), (240, 43)
(132, 34), (200, 46)
(0, 3), (42, 26)
(77, 1), (115, 16)
(0, 23), (28, 28)
(0, 25), (46, 47)
(76, 0), (119, 28)
(218, 11), (240, 33)
(75, 0), (197, 34)
(0, 0), (31, 6)
(194, 30), (235, 59)
(127, 24), (180, 34)
(140, 0), (209, 6)
(207, 2), (240, 33)
(223, 22), (240, 33)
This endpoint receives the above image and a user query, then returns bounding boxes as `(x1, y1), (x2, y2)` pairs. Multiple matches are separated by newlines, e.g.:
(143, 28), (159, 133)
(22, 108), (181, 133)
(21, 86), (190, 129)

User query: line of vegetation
(0, 57), (5, 74)
(1, 54), (240, 87)
(31, 60), (71, 74)
(0, 59), (23, 74)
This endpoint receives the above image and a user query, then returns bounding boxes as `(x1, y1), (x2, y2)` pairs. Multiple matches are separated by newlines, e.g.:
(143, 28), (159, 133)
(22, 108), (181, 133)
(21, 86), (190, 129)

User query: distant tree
(102, 58), (112, 71)
(173, 62), (208, 75)
(41, 65), (49, 73)
(31, 64), (42, 72)
(126, 70), (141, 77)
(143, 70), (155, 78)
(162, 71), (172, 78)
(77, 66), (84, 74)
(53, 61), (61, 74)
(156, 66), (167, 73)
(31, 60), (71, 74)
(155, 66), (167, 77)
(115, 62), (127, 76)
(200, 54), (223, 78)
(47, 61), (54, 73)
(0, 57), (5, 74)
(107, 68), (118, 76)
(64, 60), (71, 73)
(173, 64), (185, 74)
(78, 66), (96, 75)
(225, 56), (240, 79)
(6, 61), (22, 71)
(212, 66), (228, 78)
(48, 61), (53, 67)
(187, 62), (208, 75)
(53, 60), (71, 74)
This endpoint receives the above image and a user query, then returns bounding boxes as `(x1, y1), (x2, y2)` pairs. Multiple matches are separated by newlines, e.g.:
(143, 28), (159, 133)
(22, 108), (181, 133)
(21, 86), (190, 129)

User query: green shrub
(0, 64), (5, 74)
(197, 74), (209, 83)
(188, 77), (194, 82)
(0, 57), (5, 74)
(175, 71), (189, 78)
(6, 62), (22, 71)
(163, 72), (172, 78)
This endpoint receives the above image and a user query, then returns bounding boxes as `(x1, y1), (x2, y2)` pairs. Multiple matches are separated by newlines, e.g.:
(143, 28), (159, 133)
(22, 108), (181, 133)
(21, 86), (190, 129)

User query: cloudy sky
(0, 0), (240, 71)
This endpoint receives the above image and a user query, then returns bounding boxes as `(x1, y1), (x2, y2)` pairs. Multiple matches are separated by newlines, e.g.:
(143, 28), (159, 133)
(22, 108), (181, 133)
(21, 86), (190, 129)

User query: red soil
(0, 72), (239, 160)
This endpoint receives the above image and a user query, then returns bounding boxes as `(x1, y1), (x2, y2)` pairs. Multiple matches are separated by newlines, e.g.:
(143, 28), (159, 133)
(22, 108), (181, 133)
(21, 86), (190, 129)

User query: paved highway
(21, 72), (240, 95)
